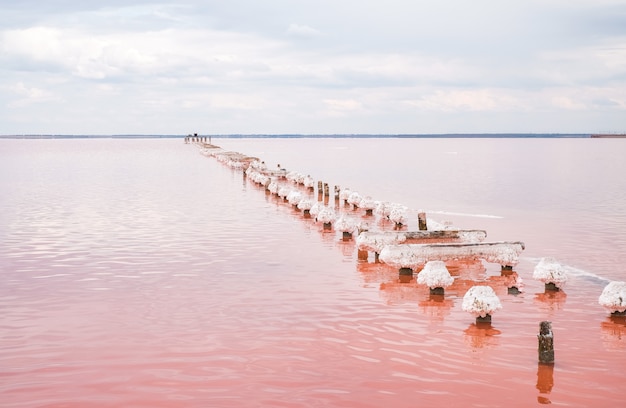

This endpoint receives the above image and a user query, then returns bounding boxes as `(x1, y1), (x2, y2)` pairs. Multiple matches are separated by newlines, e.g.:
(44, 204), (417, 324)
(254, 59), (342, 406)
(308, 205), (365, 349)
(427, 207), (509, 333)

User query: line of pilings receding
(191, 140), (563, 368)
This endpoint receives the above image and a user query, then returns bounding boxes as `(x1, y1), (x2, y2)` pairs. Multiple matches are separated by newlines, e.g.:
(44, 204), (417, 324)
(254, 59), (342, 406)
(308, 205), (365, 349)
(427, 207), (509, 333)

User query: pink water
(1, 137), (625, 407)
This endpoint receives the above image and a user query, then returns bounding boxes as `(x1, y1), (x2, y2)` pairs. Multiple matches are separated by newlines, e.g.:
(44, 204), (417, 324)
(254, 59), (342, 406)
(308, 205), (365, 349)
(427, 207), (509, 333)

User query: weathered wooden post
(399, 267), (413, 283)
(317, 181), (323, 200)
(323, 183), (329, 197)
(418, 212), (427, 230)
(538, 321), (555, 364)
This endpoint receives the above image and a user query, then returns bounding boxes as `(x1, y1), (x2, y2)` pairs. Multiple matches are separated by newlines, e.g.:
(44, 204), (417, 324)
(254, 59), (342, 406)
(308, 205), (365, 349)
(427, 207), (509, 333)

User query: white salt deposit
(316, 206), (336, 224)
(424, 218), (453, 231)
(340, 188), (352, 201)
(379, 245), (420, 269)
(335, 216), (357, 233)
(598, 281), (626, 313)
(297, 198), (313, 211)
(285, 171), (297, 183)
(278, 186), (291, 199)
(388, 205), (408, 225)
(533, 257), (568, 288)
(357, 231), (407, 254)
(347, 192), (362, 207)
(303, 175), (315, 188)
(309, 202), (322, 217)
(417, 261), (454, 289)
(462, 286), (502, 318)
(379, 242), (524, 268)
(457, 230), (488, 243)
(359, 196), (376, 210)
(287, 190), (303, 206)
(268, 181), (279, 195)
(374, 201), (393, 218)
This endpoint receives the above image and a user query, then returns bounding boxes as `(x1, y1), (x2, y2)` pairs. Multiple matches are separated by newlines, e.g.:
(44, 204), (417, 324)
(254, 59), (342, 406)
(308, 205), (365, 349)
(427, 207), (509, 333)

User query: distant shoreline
(590, 134), (626, 138)
(0, 133), (594, 139)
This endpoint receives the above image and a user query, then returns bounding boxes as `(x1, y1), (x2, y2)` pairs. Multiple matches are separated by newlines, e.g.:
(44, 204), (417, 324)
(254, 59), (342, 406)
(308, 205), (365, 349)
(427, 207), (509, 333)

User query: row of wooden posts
(275, 167), (556, 365)
(192, 139), (555, 366)
(185, 133), (212, 144)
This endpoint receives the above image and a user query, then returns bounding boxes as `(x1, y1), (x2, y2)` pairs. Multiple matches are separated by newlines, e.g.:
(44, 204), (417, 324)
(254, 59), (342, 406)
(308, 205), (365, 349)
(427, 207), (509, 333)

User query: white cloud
(286, 23), (321, 37)
(0, 1), (625, 134)
(6, 82), (62, 108)
(323, 98), (363, 117)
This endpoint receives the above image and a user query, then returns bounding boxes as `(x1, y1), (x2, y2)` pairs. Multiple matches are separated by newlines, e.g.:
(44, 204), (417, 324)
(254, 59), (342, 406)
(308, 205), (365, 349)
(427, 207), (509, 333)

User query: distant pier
(590, 134), (626, 138)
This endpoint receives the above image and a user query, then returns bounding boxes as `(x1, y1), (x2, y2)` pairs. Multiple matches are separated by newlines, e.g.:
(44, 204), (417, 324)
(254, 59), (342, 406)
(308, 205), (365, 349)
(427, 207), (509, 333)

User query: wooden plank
(356, 230), (487, 253)
(379, 241), (525, 268)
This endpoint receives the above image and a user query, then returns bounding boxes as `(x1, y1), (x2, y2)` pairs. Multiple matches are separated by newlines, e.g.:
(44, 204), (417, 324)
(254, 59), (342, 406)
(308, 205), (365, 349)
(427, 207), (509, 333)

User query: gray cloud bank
(1, 0), (625, 134)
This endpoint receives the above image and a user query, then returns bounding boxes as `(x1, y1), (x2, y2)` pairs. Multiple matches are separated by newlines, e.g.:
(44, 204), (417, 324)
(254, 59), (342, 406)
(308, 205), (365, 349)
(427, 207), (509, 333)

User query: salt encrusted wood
(356, 230), (488, 254)
(379, 241), (525, 269)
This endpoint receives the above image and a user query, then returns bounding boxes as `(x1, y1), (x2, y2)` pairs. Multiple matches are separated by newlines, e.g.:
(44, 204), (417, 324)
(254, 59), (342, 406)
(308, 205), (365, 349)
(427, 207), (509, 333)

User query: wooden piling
(545, 282), (559, 291)
(357, 250), (369, 260)
(476, 314), (492, 324)
(538, 321), (555, 364)
(399, 267), (413, 277)
(430, 287), (445, 295)
(418, 212), (427, 230)
(399, 267), (413, 283)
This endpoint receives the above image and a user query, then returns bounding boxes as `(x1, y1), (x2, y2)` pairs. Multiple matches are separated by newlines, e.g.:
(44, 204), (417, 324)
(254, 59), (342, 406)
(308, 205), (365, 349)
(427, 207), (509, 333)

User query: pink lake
(1, 137), (625, 407)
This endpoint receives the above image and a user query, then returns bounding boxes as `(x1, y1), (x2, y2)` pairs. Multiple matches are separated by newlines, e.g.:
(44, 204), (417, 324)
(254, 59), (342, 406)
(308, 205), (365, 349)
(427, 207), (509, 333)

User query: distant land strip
(0, 133), (600, 139)
(590, 133), (626, 138)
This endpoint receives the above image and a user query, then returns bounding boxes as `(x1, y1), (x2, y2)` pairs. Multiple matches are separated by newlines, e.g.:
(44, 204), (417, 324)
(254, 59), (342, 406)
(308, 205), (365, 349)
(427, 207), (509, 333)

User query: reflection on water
(534, 289), (568, 313)
(378, 280), (422, 305)
(463, 323), (502, 349)
(537, 363), (555, 404)
(418, 294), (455, 322)
(2, 138), (626, 407)
(600, 316), (626, 350)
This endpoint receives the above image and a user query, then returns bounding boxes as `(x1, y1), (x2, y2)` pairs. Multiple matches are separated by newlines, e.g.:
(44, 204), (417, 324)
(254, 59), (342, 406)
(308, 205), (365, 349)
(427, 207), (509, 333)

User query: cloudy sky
(1, 0), (625, 135)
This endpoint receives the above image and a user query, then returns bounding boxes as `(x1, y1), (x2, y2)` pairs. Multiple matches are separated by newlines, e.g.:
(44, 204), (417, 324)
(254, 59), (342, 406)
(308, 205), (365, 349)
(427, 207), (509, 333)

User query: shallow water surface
(1, 138), (625, 407)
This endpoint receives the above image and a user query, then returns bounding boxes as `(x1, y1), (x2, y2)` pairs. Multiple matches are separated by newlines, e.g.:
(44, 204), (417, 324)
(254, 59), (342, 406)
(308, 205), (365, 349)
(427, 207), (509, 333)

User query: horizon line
(0, 132), (598, 139)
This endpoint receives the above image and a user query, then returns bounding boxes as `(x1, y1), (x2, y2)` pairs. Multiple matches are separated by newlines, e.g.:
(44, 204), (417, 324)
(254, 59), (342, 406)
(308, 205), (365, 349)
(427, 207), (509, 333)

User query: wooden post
(323, 183), (329, 197)
(476, 314), (492, 324)
(399, 267), (413, 283)
(430, 287), (445, 295)
(357, 250), (368, 260)
(545, 282), (559, 291)
(418, 212), (427, 230)
(538, 321), (555, 364)
(334, 185), (340, 200)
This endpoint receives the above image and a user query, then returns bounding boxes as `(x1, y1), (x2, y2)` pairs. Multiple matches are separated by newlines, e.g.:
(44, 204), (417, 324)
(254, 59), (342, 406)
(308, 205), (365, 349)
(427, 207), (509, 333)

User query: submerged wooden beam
(379, 241), (525, 269)
(356, 230), (487, 254)
(404, 230), (487, 241)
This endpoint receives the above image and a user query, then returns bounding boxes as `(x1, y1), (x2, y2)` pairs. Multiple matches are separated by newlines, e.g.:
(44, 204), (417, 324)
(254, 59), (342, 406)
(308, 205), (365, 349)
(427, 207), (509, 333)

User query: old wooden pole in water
(399, 267), (413, 283)
(538, 321), (555, 364)
(418, 212), (427, 230)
